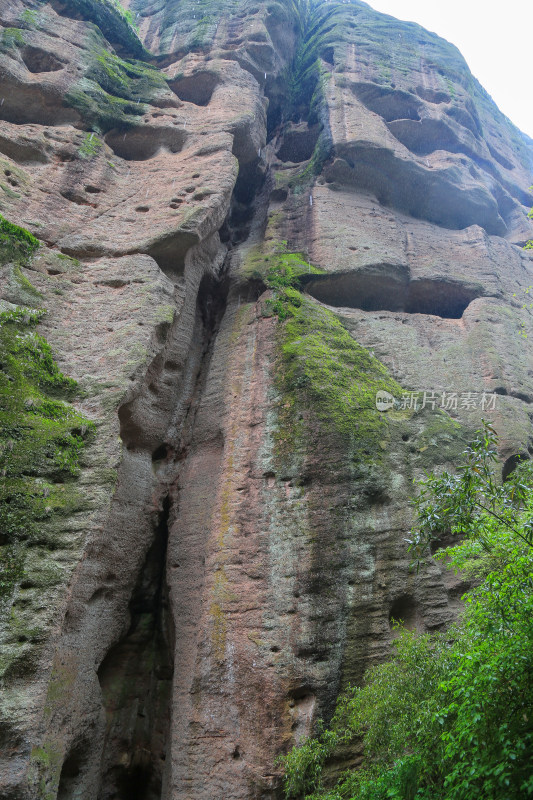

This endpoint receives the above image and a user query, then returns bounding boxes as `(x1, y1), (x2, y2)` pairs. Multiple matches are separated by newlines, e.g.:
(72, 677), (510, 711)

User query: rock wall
(0, 0), (532, 798)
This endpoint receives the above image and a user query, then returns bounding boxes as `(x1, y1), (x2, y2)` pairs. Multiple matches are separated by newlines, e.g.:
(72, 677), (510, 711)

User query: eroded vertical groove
(96, 496), (173, 800)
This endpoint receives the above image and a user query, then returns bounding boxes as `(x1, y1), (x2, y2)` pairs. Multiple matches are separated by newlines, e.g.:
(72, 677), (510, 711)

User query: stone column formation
(0, 0), (532, 798)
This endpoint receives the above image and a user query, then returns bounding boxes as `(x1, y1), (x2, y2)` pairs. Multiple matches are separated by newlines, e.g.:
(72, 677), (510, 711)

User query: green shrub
(279, 427), (533, 800)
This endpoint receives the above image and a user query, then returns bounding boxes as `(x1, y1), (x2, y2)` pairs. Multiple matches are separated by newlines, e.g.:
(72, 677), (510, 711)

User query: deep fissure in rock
(96, 496), (173, 800)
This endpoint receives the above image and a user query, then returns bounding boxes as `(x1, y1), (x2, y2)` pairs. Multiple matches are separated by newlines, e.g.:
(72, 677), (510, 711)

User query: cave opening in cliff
(305, 270), (482, 318)
(96, 495), (174, 800)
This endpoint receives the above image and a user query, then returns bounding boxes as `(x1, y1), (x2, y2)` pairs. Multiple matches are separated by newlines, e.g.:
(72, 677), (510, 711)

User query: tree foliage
(279, 425), (533, 800)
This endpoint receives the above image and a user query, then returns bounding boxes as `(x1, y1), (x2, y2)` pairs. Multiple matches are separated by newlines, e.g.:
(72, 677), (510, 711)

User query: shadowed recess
(350, 82), (423, 122)
(389, 595), (422, 632)
(142, 229), (198, 275)
(105, 126), (187, 161)
(305, 267), (482, 318)
(276, 122), (320, 163)
(21, 45), (65, 73)
(168, 71), (220, 105)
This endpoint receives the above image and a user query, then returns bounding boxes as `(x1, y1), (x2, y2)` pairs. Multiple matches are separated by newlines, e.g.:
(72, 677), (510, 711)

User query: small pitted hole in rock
(270, 645), (280, 652)
(152, 444), (168, 462)
(4, 170), (11, 176)
(502, 453), (530, 481)
(85, 185), (102, 193)
(135, 206), (150, 212)
(192, 172), (200, 178)
(232, 746), (241, 759)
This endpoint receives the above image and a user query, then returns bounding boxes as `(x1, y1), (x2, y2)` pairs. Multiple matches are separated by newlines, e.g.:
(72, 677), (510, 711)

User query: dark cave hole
(276, 123), (320, 163)
(304, 269), (482, 319)
(143, 228), (198, 276)
(57, 741), (89, 800)
(389, 595), (421, 631)
(168, 71), (219, 106)
(152, 444), (168, 462)
(115, 762), (154, 800)
(502, 453), (530, 482)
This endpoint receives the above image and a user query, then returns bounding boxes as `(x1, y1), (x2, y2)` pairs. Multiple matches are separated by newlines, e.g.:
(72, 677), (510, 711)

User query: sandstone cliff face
(0, 0), (532, 798)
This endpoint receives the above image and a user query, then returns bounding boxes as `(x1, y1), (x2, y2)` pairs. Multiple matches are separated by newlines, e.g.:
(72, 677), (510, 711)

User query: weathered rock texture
(0, 0), (532, 798)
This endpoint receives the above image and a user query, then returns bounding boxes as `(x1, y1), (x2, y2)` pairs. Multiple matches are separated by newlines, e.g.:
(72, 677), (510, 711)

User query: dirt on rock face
(0, 1), (532, 799)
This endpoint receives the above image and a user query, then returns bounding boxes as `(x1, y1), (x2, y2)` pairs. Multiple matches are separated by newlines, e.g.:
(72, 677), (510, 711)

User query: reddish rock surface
(0, 0), (532, 798)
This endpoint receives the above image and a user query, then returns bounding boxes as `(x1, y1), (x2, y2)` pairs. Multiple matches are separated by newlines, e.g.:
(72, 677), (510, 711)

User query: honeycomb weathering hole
(351, 82), (423, 122)
(105, 127), (187, 161)
(305, 269), (482, 319)
(168, 72), (220, 106)
(21, 45), (64, 73)
(389, 595), (421, 631)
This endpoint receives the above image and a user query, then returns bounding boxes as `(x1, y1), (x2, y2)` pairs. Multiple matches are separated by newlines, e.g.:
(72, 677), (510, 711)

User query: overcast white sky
(364, 1), (533, 139)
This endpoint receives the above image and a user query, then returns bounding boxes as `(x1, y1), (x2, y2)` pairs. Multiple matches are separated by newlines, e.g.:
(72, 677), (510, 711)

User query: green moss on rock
(0, 214), (39, 267)
(52, 0), (146, 58)
(0, 223), (93, 605)
(260, 246), (401, 462)
(66, 36), (168, 133)
(0, 307), (94, 601)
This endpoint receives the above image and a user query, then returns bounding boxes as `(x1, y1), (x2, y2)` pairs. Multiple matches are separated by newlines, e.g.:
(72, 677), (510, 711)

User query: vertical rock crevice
(95, 494), (173, 800)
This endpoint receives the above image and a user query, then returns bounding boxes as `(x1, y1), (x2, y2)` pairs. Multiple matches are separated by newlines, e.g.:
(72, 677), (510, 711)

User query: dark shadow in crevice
(97, 496), (173, 800)
(57, 740), (90, 800)
(304, 268), (483, 319)
(502, 453), (530, 482)
(142, 229), (198, 276)
(227, 157), (266, 244)
(276, 122), (320, 163)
